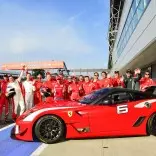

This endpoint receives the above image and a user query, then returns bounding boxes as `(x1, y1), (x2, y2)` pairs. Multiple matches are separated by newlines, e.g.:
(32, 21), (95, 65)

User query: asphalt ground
(1, 121), (156, 156)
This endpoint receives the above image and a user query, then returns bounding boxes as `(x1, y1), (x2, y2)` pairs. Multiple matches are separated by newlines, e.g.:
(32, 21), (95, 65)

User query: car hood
(18, 100), (86, 121)
(32, 100), (85, 111)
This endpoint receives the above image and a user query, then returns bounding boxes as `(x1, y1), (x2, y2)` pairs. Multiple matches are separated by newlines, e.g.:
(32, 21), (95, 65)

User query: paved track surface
(1, 124), (156, 156)
(37, 136), (156, 156)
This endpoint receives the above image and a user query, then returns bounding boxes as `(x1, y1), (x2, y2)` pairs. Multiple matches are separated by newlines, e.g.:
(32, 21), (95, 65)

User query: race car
(12, 87), (156, 144)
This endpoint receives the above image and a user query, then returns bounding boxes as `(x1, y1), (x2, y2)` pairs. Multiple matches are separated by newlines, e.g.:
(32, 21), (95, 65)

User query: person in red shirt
(113, 71), (125, 88)
(68, 77), (83, 101)
(42, 72), (53, 98)
(0, 74), (9, 122)
(53, 76), (66, 100)
(34, 74), (43, 105)
(64, 76), (73, 100)
(83, 76), (95, 95)
(99, 71), (113, 88)
(78, 75), (85, 96)
(140, 71), (155, 91)
(92, 72), (101, 90)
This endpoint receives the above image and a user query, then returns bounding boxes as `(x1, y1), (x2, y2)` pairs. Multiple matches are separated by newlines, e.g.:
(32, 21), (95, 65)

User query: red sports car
(12, 87), (156, 144)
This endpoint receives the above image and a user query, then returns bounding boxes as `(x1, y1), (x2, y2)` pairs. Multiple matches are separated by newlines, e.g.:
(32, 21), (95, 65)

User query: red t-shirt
(99, 78), (113, 88)
(53, 83), (65, 99)
(140, 77), (155, 91)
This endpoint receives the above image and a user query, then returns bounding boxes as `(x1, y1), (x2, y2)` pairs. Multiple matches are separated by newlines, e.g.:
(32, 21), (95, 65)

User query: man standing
(42, 72), (53, 98)
(113, 71), (125, 88)
(34, 74), (43, 105)
(0, 74), (9, 122)
(83, 76), (95, 95)
(68, 77), (83, 101)
(53, 76), (66, 100)
(6, 68), (25, 120)
(140, 71), (155, 91)
(99, 71), (113, 88)
(123, 69), (141, 90)
(23, 73), (36, 110)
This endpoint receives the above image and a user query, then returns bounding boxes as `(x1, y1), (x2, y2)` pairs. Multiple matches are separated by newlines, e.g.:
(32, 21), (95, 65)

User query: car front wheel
(34, 115), (65, 144)
(147, 113), (156, 136)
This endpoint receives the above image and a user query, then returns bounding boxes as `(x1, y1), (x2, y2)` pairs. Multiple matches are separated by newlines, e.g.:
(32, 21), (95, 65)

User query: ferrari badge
(68, 111), (73, 117)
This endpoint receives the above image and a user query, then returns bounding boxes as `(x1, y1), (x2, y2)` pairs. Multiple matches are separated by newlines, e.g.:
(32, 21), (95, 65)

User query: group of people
(0, 67), (155, 123)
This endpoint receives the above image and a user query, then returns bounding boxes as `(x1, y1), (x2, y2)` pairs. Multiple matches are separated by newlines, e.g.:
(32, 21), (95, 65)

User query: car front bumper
(12, 120), (34, 141)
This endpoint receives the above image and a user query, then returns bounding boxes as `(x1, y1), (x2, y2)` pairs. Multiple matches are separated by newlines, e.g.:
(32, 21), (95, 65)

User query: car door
(89, 91), (134, 134)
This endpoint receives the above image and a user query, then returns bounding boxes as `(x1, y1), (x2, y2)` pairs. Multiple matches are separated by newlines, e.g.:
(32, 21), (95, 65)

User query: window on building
(116, 0), (151, 58)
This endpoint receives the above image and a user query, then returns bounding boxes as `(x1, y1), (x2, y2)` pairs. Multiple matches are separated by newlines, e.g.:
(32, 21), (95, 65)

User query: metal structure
(108, 0), (124, 69)
(69, 68), (110, 76)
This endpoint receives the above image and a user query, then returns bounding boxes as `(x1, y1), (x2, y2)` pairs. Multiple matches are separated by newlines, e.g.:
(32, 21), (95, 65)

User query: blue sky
(0, 0), (109, 69)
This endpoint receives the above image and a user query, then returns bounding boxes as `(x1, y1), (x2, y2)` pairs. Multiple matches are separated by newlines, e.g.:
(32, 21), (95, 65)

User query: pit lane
(32, 136), (156, 156)
(0, 124), (156, 156)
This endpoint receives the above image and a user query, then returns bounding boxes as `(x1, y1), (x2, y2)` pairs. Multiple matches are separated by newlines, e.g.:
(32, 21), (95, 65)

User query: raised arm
(17, 66), (26, 82)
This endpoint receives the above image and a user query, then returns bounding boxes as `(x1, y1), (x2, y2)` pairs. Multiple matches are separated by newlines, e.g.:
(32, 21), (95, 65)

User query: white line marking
(30, 143), (48, 156)
(0, 123), (15, 132)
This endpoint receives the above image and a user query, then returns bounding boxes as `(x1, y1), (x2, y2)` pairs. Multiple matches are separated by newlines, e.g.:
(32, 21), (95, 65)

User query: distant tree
(32, 69), (45, 79)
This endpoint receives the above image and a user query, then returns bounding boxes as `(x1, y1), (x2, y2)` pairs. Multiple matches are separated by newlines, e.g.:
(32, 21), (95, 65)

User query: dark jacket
(123, 74), (141, 90)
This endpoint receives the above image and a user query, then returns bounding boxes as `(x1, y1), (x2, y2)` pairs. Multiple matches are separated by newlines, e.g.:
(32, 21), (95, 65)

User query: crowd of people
(0, 66), (155, 123)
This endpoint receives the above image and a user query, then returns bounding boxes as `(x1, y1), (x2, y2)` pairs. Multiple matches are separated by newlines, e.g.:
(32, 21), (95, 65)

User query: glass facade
(116, 0), (151, 57)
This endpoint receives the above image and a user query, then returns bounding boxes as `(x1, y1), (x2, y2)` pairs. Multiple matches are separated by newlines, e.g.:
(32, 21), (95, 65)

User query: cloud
(0, 2), (93, 56)
(68, 10), (86, 22)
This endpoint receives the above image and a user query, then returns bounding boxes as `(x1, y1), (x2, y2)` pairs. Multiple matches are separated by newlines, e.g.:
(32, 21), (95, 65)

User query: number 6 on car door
(117, 105), (128, 114)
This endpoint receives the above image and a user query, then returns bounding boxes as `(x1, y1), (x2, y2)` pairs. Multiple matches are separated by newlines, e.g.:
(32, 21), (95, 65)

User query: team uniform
(140, 77), (155, 91)
(83, 81), (95, 95)
(6, 71), (25, 119)
(53, 83), (66, 100)
(68, 83), (82, 101)
(42, 80), (54, 98)
(34, 80), (43, 105)
(99, 78), (113, 88)
(7, 80), (25, 118)
(0, 80), (9, 120)
(23, 81), (36, 110)
(91, 80), (101, 90)
(113, 77), (125, 88)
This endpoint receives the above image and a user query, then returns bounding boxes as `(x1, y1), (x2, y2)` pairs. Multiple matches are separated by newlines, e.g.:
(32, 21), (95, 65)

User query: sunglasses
(94, 75), (98, 76)
(145, 74), (150, 75)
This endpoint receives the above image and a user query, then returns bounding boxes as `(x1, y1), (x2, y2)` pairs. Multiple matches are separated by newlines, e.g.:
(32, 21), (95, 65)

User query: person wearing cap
(99, 71), (113, 88)
(68, 76), (83, 101)
(0, 74), (9, 122)
(123, 68), (142, 90)
(23, 73), (36, 110)
(140, 70), (155, 91)
(52, 76), (66, 100)
(34, 74), (43, 105)
(113, 71), (125, 88)
(6, 66), (26, 120)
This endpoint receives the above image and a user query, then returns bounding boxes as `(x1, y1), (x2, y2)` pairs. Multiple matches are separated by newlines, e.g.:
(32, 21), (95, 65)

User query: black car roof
(101, 87), (150, 95)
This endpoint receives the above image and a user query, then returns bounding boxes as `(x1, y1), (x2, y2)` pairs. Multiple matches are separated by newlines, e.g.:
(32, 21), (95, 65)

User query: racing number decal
(117, 105), (128, 114)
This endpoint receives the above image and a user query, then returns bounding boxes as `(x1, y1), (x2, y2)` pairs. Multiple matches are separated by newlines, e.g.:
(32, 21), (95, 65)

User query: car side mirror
(103, 99), (112, 105)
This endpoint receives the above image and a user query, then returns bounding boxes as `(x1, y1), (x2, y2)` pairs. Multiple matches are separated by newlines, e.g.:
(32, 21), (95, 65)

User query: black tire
(34, 115), (65, 144)
(147, 113), (156, 136)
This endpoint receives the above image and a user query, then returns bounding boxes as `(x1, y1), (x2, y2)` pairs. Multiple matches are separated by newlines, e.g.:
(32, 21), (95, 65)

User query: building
(108, 0), (156, 78)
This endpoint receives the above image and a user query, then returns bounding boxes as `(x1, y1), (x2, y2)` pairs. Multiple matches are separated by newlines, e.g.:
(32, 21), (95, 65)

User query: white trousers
(25, 92), (34, 111)
(13, 93), (25, 115)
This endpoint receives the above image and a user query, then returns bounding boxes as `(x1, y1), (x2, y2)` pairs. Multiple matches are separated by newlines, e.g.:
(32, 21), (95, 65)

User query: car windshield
(79, 88), (110, 104)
